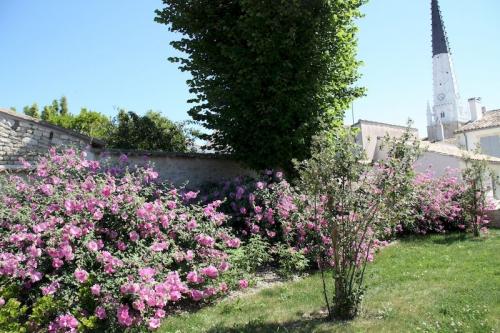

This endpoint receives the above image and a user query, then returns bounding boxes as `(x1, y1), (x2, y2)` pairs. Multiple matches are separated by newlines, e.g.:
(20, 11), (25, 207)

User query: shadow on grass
(431, 233), (468, 245)
(206, 317), (343, 333)
(397, 232), (471, 246)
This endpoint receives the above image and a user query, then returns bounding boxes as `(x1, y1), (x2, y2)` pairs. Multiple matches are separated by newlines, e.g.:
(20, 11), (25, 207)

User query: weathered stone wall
(0, 108), (254, 187)
(0, 108), (102, 170)
(487, 209), (500, 228)
(91, 149), (256, 188)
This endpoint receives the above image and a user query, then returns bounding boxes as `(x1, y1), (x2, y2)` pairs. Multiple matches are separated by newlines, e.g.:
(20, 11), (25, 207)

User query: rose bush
(0, 148), (242, 332)
(405, 168), (466, 234)
(201, 172), (313, 276)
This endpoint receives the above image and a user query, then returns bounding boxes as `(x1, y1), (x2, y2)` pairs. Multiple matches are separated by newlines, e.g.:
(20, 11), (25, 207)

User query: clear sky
(1, 0), (499, 136)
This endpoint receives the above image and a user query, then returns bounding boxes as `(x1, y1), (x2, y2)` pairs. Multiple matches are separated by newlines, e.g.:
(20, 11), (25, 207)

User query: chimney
(468, 97), (483, 121)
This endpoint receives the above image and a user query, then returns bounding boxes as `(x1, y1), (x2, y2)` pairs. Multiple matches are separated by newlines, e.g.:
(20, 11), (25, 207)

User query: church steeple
(427, 0), (469, 142)
(431, 0), (450, 56)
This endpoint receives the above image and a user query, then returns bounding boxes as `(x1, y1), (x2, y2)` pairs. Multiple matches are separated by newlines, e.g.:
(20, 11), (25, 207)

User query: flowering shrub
(0, 148), (242, 332)
(407, 168), (466, 234)
(399, 167), (493, 236)
(201, 171), (291, 241)
(460, 155), (496, 236)
(201, 172), (313, 276)
(293, 128), (397, 320)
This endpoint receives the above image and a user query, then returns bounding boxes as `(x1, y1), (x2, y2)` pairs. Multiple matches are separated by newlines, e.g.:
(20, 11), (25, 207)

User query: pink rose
(225, 238), (241, 248)
(239, 279), (249, 289)
(95, 306), (107, 320)
(200, 265), (218, 279)
(191, 290), (203, 301)
(129, 231), (139, 242)
(148, 318), (161, 330)
(86, 241), (98, 252)
(74, 268), (89, 283)
(91, 284), (101, 296)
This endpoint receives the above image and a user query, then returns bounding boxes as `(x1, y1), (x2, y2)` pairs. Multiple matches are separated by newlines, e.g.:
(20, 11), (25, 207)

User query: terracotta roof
(0, 107), (106, 148)
(456, 109), (500, 133)
(421, 141), (500, 164)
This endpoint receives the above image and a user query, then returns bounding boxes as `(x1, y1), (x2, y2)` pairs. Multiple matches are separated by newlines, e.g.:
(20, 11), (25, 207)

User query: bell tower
(427, 0), (470, 141)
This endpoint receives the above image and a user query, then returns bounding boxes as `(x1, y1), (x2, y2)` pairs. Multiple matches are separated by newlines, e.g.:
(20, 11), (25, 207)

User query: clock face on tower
(437, 93), (446, 101)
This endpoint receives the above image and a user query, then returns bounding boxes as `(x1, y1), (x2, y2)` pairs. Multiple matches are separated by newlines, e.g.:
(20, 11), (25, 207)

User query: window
(479, 136), (500, 158)
(441, 112), (445, 118)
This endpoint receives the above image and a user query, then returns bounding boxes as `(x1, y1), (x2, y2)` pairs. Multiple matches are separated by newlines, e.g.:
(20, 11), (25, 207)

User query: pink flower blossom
(225, 238), (241, 248)
(74, 268), (89, 283)
(200, 265), (218, 279)
(129, 231), (139, 242)
(151, 242), (169, 252)
(187, 219), (198, 230)
(184, 191), (199, 200)
(196, 234), (215, 248)
(91, 284), (101, 296)
(239, 279), (249, 289)
(187, 271), (202, 284)
(139, 267), (156, 282)
(256, 181), (266, 190)
(87, 241), (98, 252)
(155, 309), (166, 318)
(117, 304), (133, 327)
(185, 250), (194, 261)
(190, 290), (203, 301)
(148, 317), (161, 330)
(57, 313), (79, 330)
(95, 306), (107, 320)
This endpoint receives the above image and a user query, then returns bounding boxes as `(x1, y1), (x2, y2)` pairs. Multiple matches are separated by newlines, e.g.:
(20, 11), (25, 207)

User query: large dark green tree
(156, 0), (366, 171)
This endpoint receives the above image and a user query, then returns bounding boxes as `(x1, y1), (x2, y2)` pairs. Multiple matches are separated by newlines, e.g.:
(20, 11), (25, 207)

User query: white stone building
(456, 107), (500, 158)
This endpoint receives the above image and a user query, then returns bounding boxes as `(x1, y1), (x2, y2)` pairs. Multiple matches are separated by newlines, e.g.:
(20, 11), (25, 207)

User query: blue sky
(1, 0), (499, 136)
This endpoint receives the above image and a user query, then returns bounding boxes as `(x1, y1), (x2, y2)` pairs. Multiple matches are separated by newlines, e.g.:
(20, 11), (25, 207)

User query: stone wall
(91, 149), (256, 188)
(0, 108), (103, 170)
(0, 108), (254, 187)
(487, 209), (500, 228)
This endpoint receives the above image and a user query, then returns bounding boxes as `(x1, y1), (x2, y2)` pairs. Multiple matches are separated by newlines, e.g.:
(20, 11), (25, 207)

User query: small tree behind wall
(295, 126), (420, 320)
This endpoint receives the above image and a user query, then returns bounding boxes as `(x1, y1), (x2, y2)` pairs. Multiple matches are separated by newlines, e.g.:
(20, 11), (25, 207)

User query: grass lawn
(160, 231), (500, 333)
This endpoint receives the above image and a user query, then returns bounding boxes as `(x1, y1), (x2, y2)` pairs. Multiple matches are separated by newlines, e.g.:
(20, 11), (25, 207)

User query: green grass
(160, 231), (500, 333)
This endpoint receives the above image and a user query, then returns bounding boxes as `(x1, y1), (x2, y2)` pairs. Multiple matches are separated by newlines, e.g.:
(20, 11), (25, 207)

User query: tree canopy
(107, 110), (193, 152)
(19, 97), (193, 152)
(156, 0), (366, 171)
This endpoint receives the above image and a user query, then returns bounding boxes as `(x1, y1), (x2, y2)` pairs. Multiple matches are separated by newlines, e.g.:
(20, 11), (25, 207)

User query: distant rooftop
(422, 140), (500, 164)
(456, 109), (500, 133)
(352, 119), (418, 132)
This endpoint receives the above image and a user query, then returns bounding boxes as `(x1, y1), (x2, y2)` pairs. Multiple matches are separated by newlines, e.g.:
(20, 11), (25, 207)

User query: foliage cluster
(202, 126), (494, 320)
(1, 130), (495, 330)
(0, 149), (246, 332)
(460, 155), (497, 236)
(156, 0), (366, 172)
(19, 97), (194, 152)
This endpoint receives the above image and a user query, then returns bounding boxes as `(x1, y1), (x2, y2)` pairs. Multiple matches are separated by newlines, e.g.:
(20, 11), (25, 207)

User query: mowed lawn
(160, 231), (500, 333)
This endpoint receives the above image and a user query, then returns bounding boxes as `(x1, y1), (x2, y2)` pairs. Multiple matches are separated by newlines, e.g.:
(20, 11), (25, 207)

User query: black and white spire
(431, 0), (450, 56)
